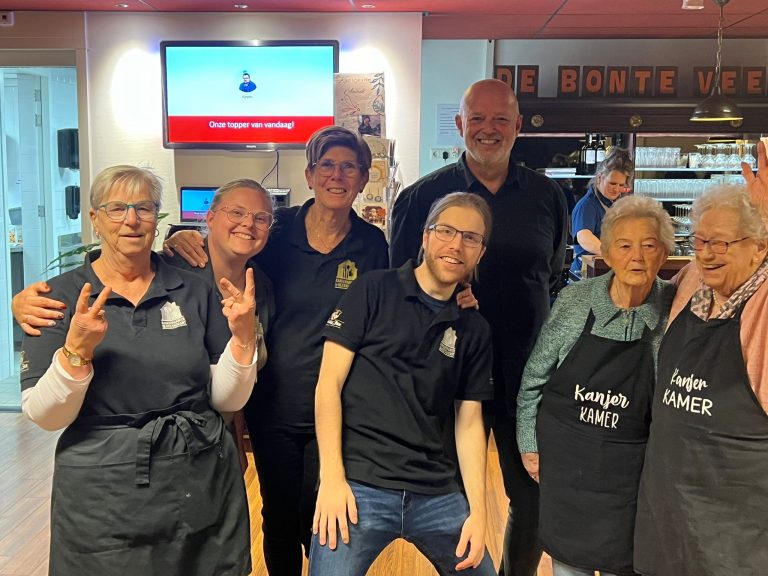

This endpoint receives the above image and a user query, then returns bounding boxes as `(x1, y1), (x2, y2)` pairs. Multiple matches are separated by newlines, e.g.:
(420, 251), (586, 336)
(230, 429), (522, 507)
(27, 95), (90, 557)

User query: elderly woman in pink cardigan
(634, 141), (768, 576)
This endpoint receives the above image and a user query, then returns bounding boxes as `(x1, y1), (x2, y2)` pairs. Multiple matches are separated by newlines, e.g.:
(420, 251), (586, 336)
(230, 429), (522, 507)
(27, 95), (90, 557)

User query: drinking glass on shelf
(714, 144), (728, 169)
(701, 144), (714, 168)
(741, 142), (757, 170)
(726, 143), (741, 170)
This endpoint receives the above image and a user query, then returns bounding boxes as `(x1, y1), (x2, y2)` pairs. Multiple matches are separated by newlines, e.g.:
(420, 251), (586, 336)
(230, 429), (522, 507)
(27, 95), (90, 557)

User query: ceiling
(2, 0), (767, 39)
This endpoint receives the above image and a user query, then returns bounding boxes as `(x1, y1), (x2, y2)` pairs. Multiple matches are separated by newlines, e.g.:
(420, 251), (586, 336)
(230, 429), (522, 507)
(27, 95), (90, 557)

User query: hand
(220, 268), (257, 345)
(456, 283), (479, 310)
(742, 140), (768, 223)
(162, 229), (207, 268)
(12, 281), (66, 336)
(521, 452), (539, 483)
(312, 478), (358, 550)
(65, 283), (111, 358)
(455, 512), (487, 570)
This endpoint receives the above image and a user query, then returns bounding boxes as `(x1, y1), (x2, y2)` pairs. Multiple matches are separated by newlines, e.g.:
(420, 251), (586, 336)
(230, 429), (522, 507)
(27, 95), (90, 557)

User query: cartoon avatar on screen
(239, 71), (256, 93)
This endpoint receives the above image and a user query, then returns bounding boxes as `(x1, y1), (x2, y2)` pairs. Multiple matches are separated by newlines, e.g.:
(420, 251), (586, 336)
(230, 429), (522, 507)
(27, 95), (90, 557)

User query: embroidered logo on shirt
(160, 301), (188, 330)
(326, 309), (344, 329)
(19, 350), (29, 374)
(439, 327), (457, 358)
(335, 260), (358, 290)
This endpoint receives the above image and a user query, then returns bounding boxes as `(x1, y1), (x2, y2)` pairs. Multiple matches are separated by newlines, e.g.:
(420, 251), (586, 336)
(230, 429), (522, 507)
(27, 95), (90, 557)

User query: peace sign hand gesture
(61, 283), (112, 373)
(742, 140), (768, 224)
(220, 268), (257, 362)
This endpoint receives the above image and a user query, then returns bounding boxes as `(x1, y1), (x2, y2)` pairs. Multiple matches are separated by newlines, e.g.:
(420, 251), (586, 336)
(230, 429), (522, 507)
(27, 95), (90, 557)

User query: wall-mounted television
(161, 40), (339, 150)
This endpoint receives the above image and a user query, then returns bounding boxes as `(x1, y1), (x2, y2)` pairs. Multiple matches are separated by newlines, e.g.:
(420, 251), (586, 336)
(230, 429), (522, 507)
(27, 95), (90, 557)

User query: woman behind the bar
(570, 147), (634, 279)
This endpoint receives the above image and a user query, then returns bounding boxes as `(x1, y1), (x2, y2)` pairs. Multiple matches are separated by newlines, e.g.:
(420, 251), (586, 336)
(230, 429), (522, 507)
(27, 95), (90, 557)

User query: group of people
(12, 77), (768, 576)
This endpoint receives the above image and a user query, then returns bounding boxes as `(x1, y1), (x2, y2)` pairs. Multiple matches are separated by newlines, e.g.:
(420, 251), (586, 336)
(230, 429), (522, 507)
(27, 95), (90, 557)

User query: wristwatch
(62, 345), (91, 367)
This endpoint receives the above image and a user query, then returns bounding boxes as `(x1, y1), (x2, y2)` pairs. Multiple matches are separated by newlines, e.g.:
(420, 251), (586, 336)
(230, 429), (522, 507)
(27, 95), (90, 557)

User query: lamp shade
(690, 92), (743, 121)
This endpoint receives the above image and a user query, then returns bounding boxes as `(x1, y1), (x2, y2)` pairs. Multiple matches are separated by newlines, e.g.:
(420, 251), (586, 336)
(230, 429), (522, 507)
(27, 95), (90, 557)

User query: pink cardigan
(670, 263), (768, 414)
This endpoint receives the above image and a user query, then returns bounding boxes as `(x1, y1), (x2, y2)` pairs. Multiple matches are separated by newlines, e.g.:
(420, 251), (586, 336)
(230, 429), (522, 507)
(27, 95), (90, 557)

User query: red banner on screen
(168, 115), (333, 144)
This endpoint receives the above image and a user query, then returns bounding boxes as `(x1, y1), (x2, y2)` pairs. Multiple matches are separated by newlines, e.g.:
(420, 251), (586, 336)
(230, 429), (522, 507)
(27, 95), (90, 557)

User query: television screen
(161, 40), (339, 150)
(179, 186), (218, 222)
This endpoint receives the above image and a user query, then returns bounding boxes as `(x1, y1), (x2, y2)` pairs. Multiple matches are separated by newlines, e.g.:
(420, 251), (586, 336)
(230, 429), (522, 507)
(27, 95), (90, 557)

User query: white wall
(418, 40), (491, 178)
(83, 11), (423, 234)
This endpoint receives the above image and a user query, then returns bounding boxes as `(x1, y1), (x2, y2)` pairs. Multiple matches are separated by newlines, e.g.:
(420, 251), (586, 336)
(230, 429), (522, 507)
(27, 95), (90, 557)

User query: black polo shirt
(20, 251), (230, 417)
(390, 153), (567, 416)
(251, 199), (389, 431)
(322, 261), (493, 494)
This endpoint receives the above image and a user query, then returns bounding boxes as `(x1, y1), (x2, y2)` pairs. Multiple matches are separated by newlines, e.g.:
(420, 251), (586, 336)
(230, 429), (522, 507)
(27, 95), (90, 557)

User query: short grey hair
(601, 195), (675, 255)
(90, 165), (163, 208)
(209, 179), (273, 213)
(691, 184), (768, 241)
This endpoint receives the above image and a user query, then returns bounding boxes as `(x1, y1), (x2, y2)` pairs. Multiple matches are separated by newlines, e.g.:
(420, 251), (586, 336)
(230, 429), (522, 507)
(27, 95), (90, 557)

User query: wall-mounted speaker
(65, 185), (80, 219)
(57, 128), (79, 170)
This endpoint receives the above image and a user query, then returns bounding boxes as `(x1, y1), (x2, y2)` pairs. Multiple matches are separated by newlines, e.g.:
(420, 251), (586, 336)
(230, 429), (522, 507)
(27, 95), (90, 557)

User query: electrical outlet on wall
(430, 148), (462, 160)
(0, 12), (14, 27)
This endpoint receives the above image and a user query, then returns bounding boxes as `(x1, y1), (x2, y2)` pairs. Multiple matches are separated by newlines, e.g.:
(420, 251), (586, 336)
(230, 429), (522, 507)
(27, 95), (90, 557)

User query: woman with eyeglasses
(634, 155), (768, 574)
(18, 165), (259, 575)
(570, 147), (634, 280)
(516, 195), (676, 576)
(163, 126), (390, 575)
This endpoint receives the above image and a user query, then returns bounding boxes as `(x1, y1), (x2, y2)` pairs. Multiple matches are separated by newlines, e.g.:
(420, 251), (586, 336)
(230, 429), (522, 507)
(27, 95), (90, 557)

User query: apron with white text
(634, 301), (768, 576)
(538, 312), (654, 575)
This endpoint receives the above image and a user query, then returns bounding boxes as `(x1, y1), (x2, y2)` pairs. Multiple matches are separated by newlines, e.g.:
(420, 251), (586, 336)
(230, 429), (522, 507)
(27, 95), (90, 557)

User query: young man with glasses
(391, 79), (568, 576)
(310, 192), (496, 575)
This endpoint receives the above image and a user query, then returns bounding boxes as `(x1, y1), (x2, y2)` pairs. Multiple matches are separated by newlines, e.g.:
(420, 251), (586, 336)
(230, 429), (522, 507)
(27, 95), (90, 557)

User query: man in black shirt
(390, 79), (568, 576)
(310, 193), (495, 575)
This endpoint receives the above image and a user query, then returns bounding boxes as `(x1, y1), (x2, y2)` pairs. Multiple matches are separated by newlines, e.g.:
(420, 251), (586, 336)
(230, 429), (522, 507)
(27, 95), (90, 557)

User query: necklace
(307, 210), (349, 254)
(712, 289), (722, 311)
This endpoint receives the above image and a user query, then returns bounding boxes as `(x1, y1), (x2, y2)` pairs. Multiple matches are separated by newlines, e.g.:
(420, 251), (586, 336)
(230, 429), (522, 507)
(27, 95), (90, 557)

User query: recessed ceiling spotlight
(115, 3), (129, 7)
(361, 4), (376, 8)
(234, 4), (249, 8)
(681, 0), (705, 9)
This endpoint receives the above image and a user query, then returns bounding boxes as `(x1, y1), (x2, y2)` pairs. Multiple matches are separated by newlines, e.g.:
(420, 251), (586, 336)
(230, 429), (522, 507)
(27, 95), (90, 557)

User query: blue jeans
(309, 481), (496, 576)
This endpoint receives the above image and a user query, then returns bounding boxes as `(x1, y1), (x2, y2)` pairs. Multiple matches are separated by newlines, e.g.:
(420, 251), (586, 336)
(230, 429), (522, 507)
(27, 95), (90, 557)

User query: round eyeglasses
(99, 201), (159, 222)
(311, 159), (363, 178)
(427, 224), (485, 248)
(215, 206), (275, 231)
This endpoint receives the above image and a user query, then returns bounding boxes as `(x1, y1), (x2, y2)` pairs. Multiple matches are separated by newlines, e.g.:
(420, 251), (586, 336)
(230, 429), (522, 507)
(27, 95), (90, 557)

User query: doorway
(0, 67), (80, 411)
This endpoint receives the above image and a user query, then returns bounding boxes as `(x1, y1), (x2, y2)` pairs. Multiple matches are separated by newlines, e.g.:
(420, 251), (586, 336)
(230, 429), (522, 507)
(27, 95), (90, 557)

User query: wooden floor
(0, 413), (553, 576)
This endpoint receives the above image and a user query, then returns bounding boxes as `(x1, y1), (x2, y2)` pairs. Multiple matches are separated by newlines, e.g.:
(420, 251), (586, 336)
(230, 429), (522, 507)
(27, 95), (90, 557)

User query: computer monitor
(179, 186), (217, 223)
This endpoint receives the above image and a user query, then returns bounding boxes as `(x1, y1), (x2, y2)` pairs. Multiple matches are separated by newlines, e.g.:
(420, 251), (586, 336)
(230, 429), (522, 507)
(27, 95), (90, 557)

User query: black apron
(49, 398), (251, 576)
(537, 311), (654, 575)
(634, 302), (768, 576)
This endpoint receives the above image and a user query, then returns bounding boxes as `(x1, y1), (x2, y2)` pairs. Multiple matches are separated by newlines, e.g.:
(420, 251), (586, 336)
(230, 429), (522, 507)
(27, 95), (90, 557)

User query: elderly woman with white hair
(634, 181), (768, 575)
(516, 195), (676, 576)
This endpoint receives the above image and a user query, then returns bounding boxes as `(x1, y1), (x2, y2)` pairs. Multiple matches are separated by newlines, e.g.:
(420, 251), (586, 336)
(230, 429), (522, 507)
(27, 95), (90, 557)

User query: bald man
(390, 79), (568, 576)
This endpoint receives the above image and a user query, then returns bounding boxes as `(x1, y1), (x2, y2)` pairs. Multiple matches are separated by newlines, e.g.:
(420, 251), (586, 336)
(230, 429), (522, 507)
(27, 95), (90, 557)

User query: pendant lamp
(690, 0), (743, 122)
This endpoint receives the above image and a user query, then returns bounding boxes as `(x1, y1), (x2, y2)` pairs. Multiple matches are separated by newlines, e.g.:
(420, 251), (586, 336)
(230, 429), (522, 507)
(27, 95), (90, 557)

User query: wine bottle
(596, 134), (606, 164)
(585, 134), (597, 174)
(577, 135), (588, 176)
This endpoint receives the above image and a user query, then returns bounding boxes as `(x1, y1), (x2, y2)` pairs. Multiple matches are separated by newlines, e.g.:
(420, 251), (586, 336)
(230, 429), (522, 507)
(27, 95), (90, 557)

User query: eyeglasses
(689, 235), (750, 254)
(99, 201), (159, 222)
(427, 224), (485, 248)
(215, 206), (275, 231)
(311, 160), (362, 178)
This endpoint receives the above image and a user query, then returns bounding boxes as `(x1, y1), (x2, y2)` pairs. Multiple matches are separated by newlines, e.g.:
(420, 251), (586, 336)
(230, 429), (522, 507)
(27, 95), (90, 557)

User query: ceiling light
(234, 4), (249, 8)
(361, 4), (376, 8)
(690, 0), (743, 122)
(682, 0), (705, 9)
(115, 3), (129, 7)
